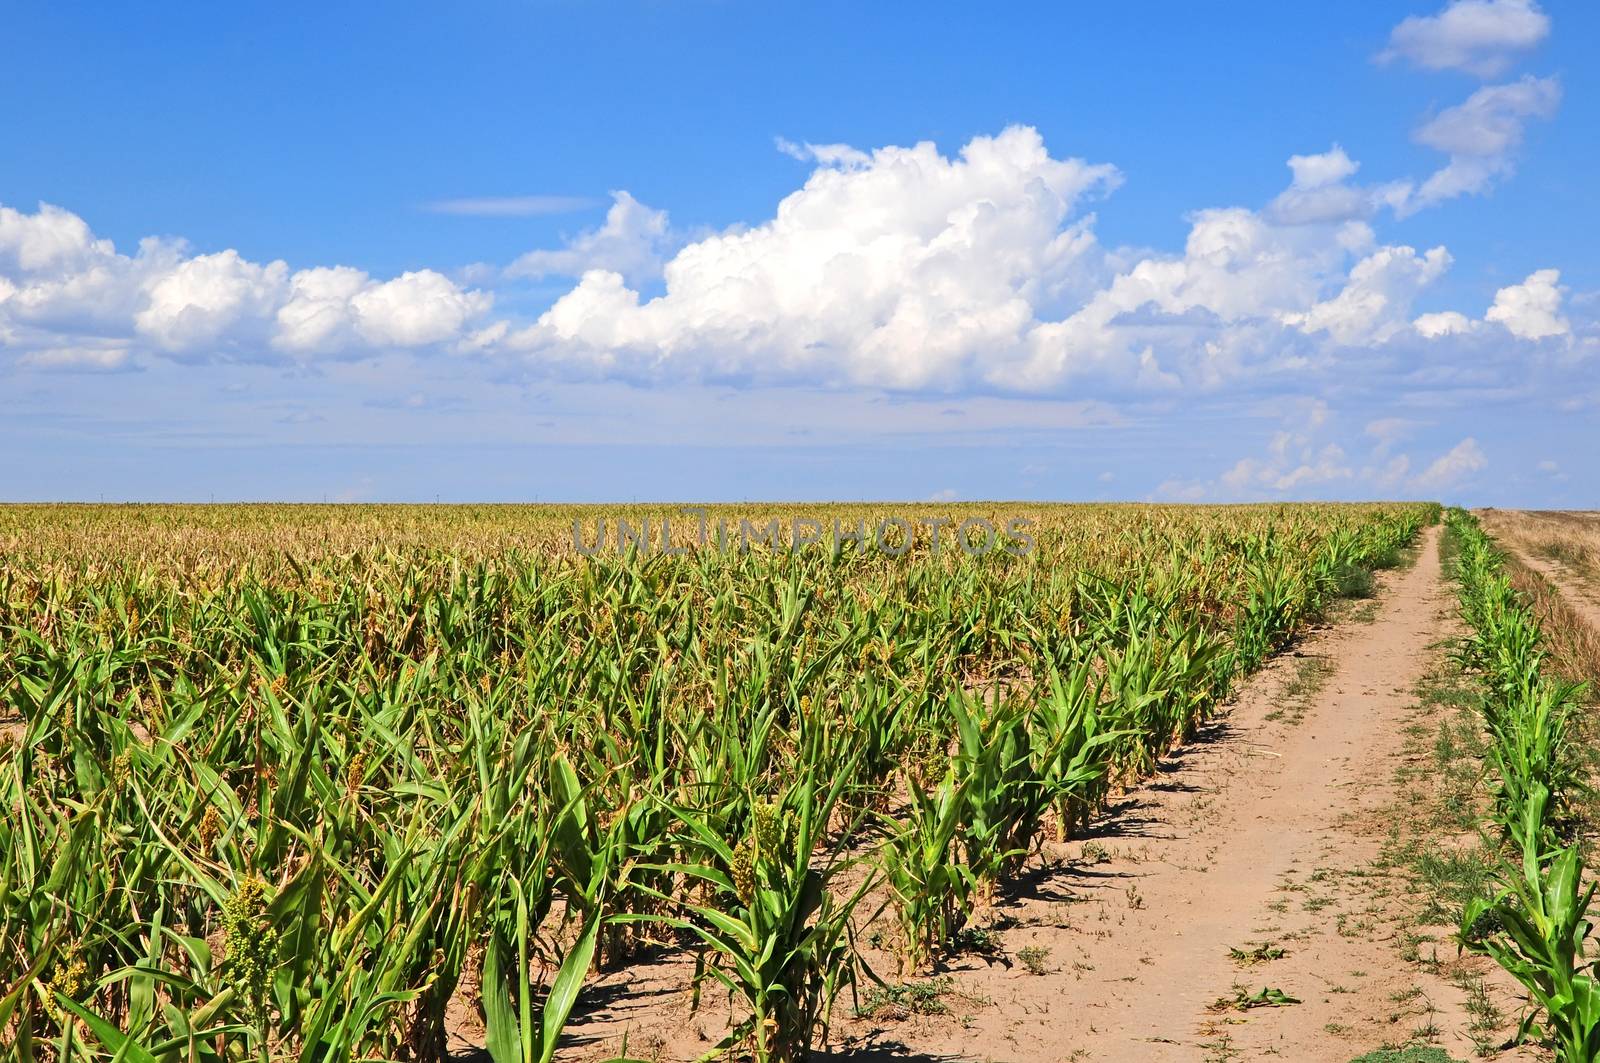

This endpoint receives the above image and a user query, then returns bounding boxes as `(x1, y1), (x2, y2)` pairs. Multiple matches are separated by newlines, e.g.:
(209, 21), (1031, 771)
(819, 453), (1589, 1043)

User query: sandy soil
(544, 525), (1542, 1063)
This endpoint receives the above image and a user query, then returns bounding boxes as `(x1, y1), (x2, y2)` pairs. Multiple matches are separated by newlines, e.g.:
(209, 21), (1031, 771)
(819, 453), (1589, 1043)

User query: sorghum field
(4, 499), (1541, 1063)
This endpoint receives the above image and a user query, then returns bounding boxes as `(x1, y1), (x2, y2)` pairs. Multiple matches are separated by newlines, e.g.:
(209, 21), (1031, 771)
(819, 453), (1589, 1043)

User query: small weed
(1209, 984), (1301, 1011)
(1450, 969), (1504, 1056)
(1334, 564), (1378, 599)
(1227, 942), (1287, 965)
(952, 924), (1006, 963)
(857, 977), (954, 1020)
(1016, 945), (1051, 976)
(1345, 1049), (1462, 1063)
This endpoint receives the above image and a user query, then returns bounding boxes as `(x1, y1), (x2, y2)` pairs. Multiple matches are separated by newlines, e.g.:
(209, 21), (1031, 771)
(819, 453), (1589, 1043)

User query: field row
(1449, 511), (1600, 1063)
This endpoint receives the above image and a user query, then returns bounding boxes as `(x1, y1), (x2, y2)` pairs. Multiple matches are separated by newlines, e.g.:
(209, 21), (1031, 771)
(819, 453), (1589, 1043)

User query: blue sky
(3, 1), (1596, 504)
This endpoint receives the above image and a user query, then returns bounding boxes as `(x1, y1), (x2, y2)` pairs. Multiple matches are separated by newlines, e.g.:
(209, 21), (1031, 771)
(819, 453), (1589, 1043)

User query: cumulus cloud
(505, 192), (671, 284)
(1282, 245), (1452, 345)
(273, 267), (495, 353)
(504, 128), (1515, 394)
(136, 250), (289, 351)
(1380, 0), (1550, 78)
(1410, 269), (1568, 342)
(1398, 76), (1561, 214)
(510, 127), (1125, 389)
(1269, 149), (1361, 224)
(350, 271), (493, 347)
(1, 119), (1578, 390)
(1265, 146), (1409, 225)
(0, 207), (183, 337)
(274, 266), (371, 352)
(0, 201), (494, 366)
(0, 202), (115, 275)
(1486, 268), (1568, 339)
(1288, 146), (1360, 190)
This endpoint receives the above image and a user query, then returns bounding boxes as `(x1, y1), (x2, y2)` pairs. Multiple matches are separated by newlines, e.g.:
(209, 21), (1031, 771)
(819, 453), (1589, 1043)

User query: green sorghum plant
(221, 875), (280, 1030)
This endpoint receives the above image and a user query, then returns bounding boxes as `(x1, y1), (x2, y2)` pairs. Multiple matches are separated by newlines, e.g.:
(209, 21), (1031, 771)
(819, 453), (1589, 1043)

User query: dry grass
(1500, 554), (1600, 685)
(1475, 509), (1600, 686)
(1479, 509), (1600, 589)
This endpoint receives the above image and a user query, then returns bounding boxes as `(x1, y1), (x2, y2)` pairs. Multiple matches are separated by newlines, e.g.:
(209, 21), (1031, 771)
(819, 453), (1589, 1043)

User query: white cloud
(275, 266), (493, 352)
(16, 342), (132, 372)
(776, 138), (873, 168)
(421, 195), (600, 217)
(1, 201), (494, 367)
(505, 191), (670, 284)
(1283, 245), (1451, 345)
(0, 208), (185, 336)
(514, 130), (1489, 395)
(1266, 146), (1400, 226)
(1163, 402), (1489, 501)
(1212, 401), (1357, 494)
(1282, 37), (1560, 224)
(1380, 0), (1550, 78)
(1288, 146), (1360, 190)
(136, 250), (289, 351)
(1486, 267), (1568, 339)
(0, 202), (115, 275)
(1413, 310), (1474, 337)
(1398, 76), (1560, 214)
(500, 130), (1569, 396)
(274, 266), (370, 352)
(513, 127), (1125, 390)
(1414, 77), (1560, 157)
(1221, 442), (1354, 494)
(1016, 200), (1441, 391)
(1413, 437), (1487, 490)
(1, 120), (1579, 390)
(350, 270), (493, 347)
